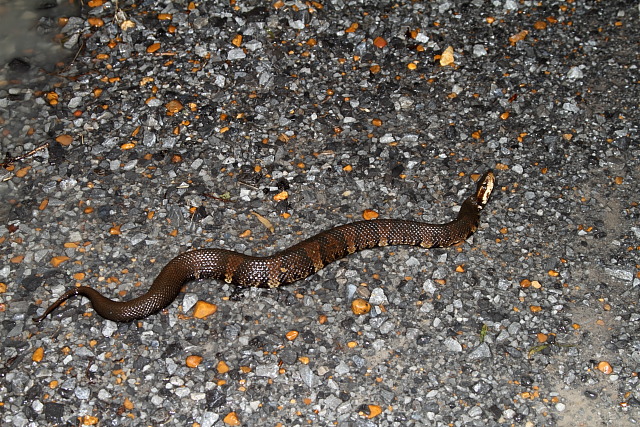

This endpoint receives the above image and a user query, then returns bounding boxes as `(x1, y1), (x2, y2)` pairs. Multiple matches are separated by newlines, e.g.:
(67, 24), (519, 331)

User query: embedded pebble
(74, 387), (90, 400)
(567, 66), (584, 79)
(200, 412), (219, 427)
(335, 361), (350, 375)
(468, 343), (492, 361)
(299, 365), (319, 388)
(369, 288), (388, 305)
(101, 321), (118, 337)
(182, 293), (198, 312)
(255, 364), (279, 379)
(605, 267), (634, 282)
(444, 337), (463, 352)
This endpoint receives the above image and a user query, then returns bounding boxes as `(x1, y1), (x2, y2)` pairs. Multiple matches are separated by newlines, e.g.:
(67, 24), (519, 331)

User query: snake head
(475, 170), (495, 209)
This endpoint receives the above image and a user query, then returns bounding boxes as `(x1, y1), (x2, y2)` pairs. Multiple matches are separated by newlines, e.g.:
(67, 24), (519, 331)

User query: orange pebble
(364, 404), (382, 418)
(50, 256), (70, 267)
(217, 360), (230, 374)
(165, 100), (183, 113)
(123, 397), (134, 410)
(597, 361), (613, 374)
(373, 37), (387, 48)
(32, 347), (44, 362)
(223, 412), (241, 426)
(362, 209), (379, 220)
(81, 416), (99, 425)
(185, 355), (203, 368)
(351, 299), (371, 315)
(193, 301), (217, 318)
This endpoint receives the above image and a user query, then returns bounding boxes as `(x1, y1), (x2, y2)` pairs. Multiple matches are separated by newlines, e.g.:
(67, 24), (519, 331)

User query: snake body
(34, 171), (495, 323)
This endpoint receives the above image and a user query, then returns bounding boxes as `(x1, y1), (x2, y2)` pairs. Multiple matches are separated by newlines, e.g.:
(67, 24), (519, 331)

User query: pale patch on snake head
(476, 170), (495, 208)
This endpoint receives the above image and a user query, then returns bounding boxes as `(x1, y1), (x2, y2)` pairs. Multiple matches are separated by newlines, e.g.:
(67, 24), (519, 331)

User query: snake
(33, 170), (495, 323)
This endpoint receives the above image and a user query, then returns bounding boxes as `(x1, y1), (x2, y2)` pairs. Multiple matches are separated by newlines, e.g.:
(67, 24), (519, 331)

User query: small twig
(237, 181), (260, 191)
(85, 357), (95, 383)
(1, 142), (50, 168)
(68, 37), (87, 68)
(203, 193), (235, 203)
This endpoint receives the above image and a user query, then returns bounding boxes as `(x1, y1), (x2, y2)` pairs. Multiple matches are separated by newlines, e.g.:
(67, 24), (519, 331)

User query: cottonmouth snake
(34, 171), (495, 323)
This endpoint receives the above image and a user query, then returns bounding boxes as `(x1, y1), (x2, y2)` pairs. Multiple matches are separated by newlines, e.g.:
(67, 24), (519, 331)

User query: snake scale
(34, 171), (495, 323)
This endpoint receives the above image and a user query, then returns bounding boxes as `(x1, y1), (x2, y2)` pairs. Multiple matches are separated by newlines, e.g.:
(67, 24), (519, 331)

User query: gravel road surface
(1, 1), (638, 426)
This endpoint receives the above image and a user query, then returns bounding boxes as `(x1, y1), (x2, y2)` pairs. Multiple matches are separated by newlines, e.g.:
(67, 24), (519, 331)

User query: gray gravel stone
(468, 343), (492, 361)
(74, 386), (90, 400)
(101, 320), (118, 337)
(255, 363), (279, 378)
(299, 364), (319, 389)
(368, 287), (388, 305)
(200, 412), (219, 427)
(444, 337), (463, 352)
(605, 267), (634, 282)
(335, 361), (350, 375)
(181, 293), (198, 313)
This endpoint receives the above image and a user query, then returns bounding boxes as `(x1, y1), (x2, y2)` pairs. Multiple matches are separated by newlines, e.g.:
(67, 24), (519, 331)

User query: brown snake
(34, 171), (495, 323)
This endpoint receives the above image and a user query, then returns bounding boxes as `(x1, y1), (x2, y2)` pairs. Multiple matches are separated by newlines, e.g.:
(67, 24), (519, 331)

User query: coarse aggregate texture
(1, 0), (639, 426)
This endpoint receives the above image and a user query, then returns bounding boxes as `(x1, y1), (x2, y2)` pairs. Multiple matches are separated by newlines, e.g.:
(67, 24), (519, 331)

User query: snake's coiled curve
(34, 171), (495, 322)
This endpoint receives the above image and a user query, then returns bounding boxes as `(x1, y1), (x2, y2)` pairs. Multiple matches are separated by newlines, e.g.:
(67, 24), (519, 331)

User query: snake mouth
(476, 170), (495, 208)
